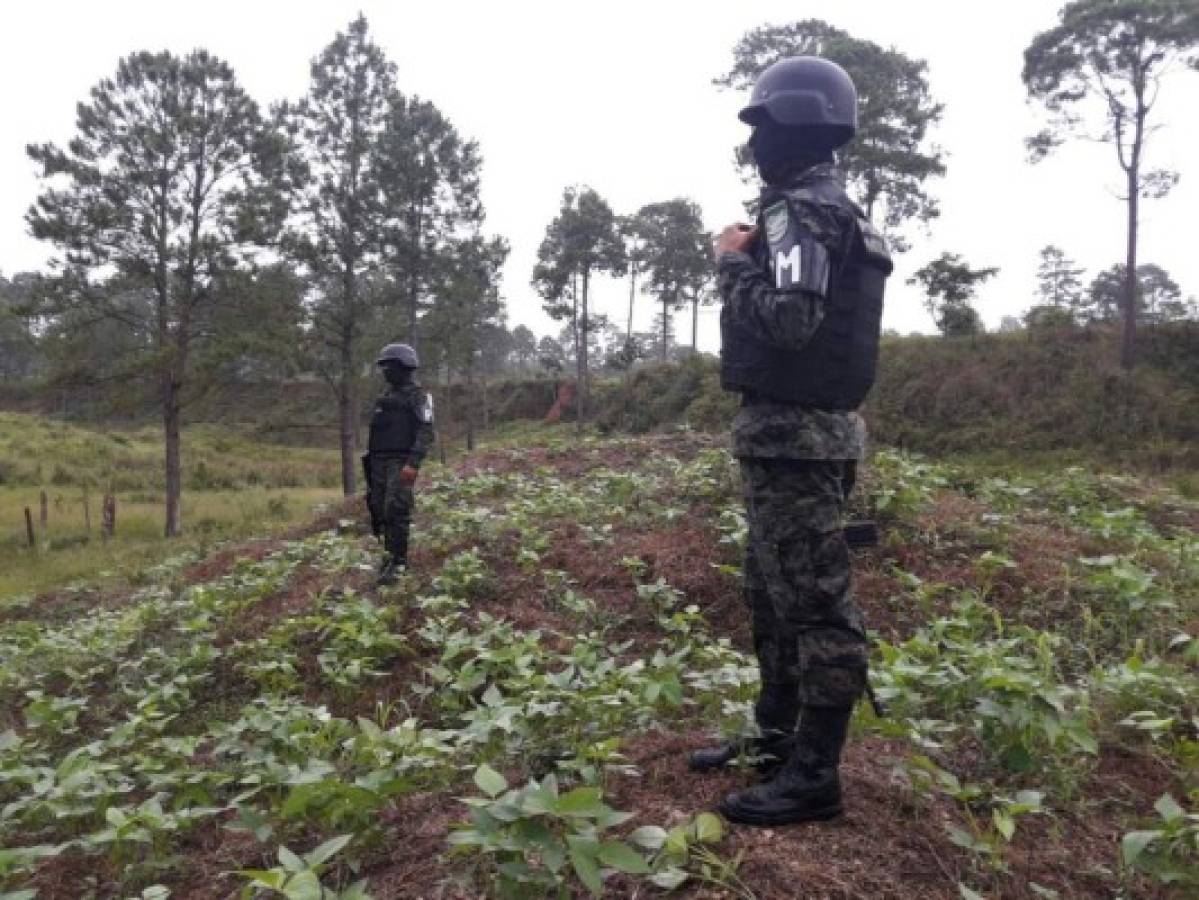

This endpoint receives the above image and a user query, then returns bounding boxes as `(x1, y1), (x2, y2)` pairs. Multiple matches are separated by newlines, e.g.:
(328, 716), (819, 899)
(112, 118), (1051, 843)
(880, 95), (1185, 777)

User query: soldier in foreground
(690, 57), (893, 826)
(363, 343), (434, 585)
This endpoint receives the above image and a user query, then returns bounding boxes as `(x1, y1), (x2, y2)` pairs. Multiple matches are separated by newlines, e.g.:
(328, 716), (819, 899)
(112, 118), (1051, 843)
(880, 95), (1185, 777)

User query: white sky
(2, 0), (1197, 353)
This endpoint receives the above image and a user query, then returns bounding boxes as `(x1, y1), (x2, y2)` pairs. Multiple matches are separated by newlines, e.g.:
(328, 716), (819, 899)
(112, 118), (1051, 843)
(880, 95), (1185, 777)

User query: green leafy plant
(1122, 794), (1199, 886)
(629, 812), (755, 898)
(239, 834), (369, 899)
(450, 765), (647, 898)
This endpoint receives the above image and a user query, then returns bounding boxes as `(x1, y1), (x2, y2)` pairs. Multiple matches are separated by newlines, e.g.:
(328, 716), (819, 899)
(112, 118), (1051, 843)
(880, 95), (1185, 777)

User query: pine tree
(632, 199), (713, 358)
(376, 95), (485, 346)
(532, 187), (626, 430)
(1024, 0), (1199, 367)
(281, 14), (396, 495)
(27, 50), (283, 535)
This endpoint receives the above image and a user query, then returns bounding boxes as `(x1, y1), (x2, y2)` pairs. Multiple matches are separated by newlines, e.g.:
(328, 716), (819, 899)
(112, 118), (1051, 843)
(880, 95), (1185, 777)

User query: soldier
(363, 343), (435, 585)
(690, 57), (892, 827)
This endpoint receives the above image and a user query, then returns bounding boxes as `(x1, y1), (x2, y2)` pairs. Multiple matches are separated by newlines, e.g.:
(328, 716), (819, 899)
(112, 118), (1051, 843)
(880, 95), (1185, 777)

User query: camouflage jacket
(717, 163), (867, 461)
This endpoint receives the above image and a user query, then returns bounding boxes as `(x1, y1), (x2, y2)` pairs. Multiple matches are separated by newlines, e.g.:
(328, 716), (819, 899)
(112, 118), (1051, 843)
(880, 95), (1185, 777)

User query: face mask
(382, 364), (412, 386)
(749, 126), (793, 172)
(750, 125), (834, 183)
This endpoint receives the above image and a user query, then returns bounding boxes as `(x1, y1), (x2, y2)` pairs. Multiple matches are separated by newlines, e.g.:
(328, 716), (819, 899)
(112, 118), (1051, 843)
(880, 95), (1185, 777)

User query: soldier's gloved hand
(400, 465), (419, 485)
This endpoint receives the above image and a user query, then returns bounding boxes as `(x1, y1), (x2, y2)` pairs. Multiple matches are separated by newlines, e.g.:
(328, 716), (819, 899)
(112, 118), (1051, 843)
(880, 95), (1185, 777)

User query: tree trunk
(580, 269), (591, 415)
(465, 366), (476, 452)
(337, 284), (358, 496)
(337, 347), (357, 496)
(661, 300), (669, 363)
(341, 90), (363, 495)
(1119, 56), (1152, 371)
(627, 264), (636, 341)
(1121, 160), (1140, 371)
(408, 208), (423, 343)
(577, 270), (590, 432)
(162, 378), (183, 537)
(481, 373), (490, 432)
(863, 176), (879, 223)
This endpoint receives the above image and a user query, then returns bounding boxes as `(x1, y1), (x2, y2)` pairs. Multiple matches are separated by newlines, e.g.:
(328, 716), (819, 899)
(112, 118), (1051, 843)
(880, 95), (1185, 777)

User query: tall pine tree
(632, 199), (713, 357)
(27, 50), (283, 535)
(1024, 0), (1199, 367)
(532, 187), (625, 429)
(376, 95), (484, 347)
(282, 15), (396, 495)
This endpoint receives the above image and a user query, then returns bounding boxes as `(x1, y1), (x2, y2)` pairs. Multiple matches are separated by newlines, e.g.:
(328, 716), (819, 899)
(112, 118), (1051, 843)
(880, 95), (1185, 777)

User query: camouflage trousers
(740, 457), (868, 723)
(367, 455), (414, 560)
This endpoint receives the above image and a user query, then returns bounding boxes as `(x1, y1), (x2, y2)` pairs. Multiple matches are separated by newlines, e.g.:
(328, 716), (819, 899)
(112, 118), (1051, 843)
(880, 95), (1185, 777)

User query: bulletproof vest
(368, 389), (418, 454)
(720, 173), (892, 410)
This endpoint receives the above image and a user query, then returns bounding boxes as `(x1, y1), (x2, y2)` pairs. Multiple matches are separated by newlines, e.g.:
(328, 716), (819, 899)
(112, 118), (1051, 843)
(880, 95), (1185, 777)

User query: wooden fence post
(24, 507), (36, 549)
(39, 490), (48, 533)
(101, 493), (116, 540)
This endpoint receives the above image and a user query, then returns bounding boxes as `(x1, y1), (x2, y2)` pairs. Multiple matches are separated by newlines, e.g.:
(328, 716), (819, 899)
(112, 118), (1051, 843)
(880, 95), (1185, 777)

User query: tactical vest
(368, 391), (418, 455)
(720, 180), (892, 410)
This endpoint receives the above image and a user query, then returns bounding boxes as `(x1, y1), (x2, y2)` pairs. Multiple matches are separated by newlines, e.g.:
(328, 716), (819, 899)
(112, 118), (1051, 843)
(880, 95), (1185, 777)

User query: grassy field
(0, 427), (1195, 898)
(0, 412), (344, 598)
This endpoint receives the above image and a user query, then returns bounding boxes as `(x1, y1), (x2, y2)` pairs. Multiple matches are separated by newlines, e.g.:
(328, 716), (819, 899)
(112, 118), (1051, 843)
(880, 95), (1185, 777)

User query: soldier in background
(363, 343), (434, 585)
(690, 58), (893, 827)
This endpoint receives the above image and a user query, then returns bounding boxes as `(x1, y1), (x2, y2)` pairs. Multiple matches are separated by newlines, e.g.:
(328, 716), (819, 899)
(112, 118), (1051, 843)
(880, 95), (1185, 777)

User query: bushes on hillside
(584, 324), (1199, 466)
(593, 356), (736, 435)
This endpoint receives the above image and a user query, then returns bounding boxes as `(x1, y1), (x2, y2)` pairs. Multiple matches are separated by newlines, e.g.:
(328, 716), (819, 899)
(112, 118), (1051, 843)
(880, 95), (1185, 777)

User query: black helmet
(376, 343), (419, 368)
(738, 56), (857, 148)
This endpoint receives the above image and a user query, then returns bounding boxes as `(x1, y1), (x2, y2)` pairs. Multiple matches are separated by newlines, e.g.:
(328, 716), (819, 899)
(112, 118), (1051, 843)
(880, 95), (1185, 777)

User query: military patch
(764, 201), (790, 248)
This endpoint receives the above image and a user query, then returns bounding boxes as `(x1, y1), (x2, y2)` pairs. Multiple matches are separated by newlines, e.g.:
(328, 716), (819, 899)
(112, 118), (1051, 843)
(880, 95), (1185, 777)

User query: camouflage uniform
(366, 382), (434, 564)
(718, 162), (871, 725)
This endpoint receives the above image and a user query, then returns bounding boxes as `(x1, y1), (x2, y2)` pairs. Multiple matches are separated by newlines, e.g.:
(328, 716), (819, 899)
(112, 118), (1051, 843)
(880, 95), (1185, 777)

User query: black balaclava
(749, 124), (835, 186)
(381, 363), (414, 387)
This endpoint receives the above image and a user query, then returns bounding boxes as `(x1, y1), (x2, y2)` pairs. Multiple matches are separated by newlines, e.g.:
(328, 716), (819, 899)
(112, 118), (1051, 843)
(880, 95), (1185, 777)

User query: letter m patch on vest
(764, 200), (802, 290)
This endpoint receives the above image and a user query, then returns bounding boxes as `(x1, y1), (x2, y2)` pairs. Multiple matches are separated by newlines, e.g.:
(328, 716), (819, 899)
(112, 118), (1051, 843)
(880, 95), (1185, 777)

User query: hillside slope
(1, 432), (1195, 898)
(6, 324), (1197, 468)
(0, 412), (342, 597)
(593, 324), (1199, 470)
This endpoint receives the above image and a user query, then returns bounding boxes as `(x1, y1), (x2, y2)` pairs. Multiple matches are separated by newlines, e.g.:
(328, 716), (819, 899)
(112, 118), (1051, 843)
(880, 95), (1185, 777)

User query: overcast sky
(2, 0), (1197, 353)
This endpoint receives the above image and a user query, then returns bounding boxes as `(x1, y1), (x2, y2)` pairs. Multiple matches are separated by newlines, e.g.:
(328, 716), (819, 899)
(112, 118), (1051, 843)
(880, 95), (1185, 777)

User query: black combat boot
(688, 729), (795, 775)
(690, 682), (798, 774)
(377, 529), (408, 586)
(390, 528), (409, 571)
(377, 554), (399, 586)
(717, 705), (852, 826)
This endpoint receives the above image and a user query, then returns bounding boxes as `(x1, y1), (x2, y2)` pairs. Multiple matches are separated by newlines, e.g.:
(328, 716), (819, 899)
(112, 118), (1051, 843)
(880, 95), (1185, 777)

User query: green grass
(0, 412), (344, 598)
(0, 411), (341, 491)
(0, 487), (344, 598)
